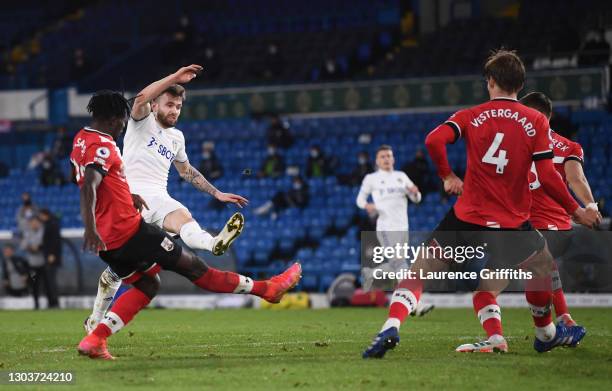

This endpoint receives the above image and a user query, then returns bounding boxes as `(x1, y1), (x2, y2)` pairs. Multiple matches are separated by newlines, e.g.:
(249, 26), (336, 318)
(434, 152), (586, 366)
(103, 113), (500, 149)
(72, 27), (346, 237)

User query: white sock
(180, 221), (214, 251)
(100, 311), (125, 335)
(91, 268), (121, 325)
(233, 275), (255, 294)
(488, 334), (505, 343)
(380, 318), (401, 332)
(535, 323), (556, 342)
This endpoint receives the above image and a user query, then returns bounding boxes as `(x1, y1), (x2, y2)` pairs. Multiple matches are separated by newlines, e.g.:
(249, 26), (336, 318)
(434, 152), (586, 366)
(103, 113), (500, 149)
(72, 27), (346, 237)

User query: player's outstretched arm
(535, 159), (601, 228)
(174, 160), (248, 208)
(80, 166), (106, 253)
(564, 160), (597, 209)
(131, 64), (203, 120)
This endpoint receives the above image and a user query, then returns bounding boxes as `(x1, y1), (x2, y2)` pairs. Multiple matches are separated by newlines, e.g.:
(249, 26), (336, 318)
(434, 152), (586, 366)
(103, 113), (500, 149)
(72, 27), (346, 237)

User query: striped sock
(381, 278), (422, 332)
(473, 291), (503, 337)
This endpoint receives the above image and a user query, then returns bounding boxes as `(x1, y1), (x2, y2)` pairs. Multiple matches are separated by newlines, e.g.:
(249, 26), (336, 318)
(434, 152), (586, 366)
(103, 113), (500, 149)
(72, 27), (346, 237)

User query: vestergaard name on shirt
(469, 109), (537, 137)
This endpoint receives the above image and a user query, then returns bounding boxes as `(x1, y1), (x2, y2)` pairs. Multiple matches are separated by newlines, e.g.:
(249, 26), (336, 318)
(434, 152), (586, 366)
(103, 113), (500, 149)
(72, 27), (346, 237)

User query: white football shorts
(139, 193), (188, 229)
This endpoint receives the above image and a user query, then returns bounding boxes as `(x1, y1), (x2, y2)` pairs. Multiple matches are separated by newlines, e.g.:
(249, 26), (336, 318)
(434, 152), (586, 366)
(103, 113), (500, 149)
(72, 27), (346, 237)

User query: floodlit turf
(0, 308), (611, 390)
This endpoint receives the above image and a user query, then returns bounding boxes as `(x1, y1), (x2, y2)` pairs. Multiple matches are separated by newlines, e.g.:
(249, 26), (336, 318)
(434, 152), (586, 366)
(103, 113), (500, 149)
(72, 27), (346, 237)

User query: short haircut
(376, 145), (393, 155)
(86, 90), (131, 121)
(483, 49), (525, 94)
(520, 92), (553, 118)
(157, 84), (186, 101)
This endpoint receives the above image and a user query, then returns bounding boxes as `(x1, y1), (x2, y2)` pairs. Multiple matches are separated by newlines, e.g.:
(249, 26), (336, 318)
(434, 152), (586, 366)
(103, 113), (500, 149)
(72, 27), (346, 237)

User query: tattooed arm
(174, 160), (219, 196)
(174, 160), (248, 207)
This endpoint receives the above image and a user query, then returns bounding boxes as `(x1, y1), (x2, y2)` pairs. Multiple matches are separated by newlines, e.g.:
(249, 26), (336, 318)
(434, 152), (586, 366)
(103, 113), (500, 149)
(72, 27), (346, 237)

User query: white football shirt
(356, 169), (421, 231)
(123, 113), (188, 195)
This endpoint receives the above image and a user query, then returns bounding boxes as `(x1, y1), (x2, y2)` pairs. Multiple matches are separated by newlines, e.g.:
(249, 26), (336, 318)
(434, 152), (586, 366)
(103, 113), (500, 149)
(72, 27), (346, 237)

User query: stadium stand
(1, 109), (610, 291)
(3, 0), (611, 90)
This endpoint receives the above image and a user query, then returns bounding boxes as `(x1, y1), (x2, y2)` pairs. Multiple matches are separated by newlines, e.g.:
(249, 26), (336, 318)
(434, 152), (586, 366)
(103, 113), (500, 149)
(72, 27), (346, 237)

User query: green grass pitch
(1, 308), (611, 390)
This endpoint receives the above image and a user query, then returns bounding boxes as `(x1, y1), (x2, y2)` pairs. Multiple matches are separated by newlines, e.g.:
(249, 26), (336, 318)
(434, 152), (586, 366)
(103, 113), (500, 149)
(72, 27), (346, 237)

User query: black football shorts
(99, 219), (182, 283)
(427, 207), (546, 269)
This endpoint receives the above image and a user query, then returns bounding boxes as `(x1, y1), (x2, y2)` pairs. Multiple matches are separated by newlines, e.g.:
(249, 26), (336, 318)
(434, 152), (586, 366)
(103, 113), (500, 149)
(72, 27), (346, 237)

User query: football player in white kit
(356, 145), (433, 316)
(84, 65), (249, 332)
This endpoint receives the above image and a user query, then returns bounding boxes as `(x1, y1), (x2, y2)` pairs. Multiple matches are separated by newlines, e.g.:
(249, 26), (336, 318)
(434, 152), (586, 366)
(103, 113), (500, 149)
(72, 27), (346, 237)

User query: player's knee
(133, 274), (160, 299)
(188, 254), (209, 280)
(100, 268), (120, 287)
(179, 253), (209, 280)
(166, 251), (209, 280)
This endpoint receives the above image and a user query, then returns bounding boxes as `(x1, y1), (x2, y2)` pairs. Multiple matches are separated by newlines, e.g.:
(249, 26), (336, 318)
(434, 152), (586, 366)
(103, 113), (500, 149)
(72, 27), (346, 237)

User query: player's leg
(363, 253), (446, 358)
(455, 289), (507, 353)
(541, 230), (576, 326)
(80, 273), (160, 360)
(459, 229), (557, 353)
(163, 205), (244, 256)
(363, 209), (469, 358)
(84, 267), (122, 334)
(78, 221), (166, 359)
(163, 247), (301, 303)
(516, 234), (586, 352)
(551, 261), (575, 325)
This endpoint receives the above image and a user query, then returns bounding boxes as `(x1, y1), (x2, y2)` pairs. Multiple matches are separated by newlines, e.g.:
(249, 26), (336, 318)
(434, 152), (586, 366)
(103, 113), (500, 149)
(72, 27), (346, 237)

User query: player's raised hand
(572, 207), (602, 229)
(216, 192), (249, 208)
(173, 64), (203, 84)
(131, 194), (149, 213)
(443, 172), (463, 195)
(83, 229), (107, 254)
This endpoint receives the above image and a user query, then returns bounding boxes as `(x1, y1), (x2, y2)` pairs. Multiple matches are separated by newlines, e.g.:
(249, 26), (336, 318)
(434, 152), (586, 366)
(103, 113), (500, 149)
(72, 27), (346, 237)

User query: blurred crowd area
(1, 109), (611, 296)
(1, 0), (611, 91)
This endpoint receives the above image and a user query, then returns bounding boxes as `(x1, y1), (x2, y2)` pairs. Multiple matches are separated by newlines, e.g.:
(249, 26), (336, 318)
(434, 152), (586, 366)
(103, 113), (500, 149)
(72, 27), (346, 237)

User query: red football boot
(77, 333), (115, 360)
(261, 262), (302, 304)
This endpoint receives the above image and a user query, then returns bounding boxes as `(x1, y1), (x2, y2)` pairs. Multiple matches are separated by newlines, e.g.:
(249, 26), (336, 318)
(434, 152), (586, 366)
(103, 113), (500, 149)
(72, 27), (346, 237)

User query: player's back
(70, 127), (141, 249)
(448, 98), (552, 228)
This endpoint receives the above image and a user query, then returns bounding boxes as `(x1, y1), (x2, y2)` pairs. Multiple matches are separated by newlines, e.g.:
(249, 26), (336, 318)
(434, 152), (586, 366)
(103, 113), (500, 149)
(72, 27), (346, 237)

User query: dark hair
(157, 84), (186, 101)
(520, 92), (553, 119)
(376, 144), (393, 154)
(483, 49), (525, 94)
(87, 90), (131, 121)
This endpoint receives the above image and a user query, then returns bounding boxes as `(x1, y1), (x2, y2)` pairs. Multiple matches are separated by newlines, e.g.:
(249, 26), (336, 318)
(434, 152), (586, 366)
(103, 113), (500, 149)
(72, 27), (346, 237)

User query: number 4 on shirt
(482, 132), (509, 174)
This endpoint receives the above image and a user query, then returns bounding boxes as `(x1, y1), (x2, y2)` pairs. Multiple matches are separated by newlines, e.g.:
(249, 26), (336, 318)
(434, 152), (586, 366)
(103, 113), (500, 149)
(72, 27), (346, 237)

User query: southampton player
(453, 93), (600, 354)
(74, 91), (301, 359)
(84, 65), (249, 333)
(356, 145), (433, 316)
(362, 50), (600, 358)
(521, 91), (599, 327)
